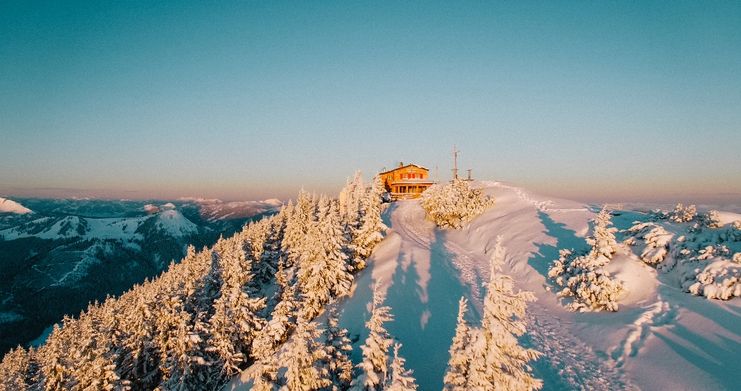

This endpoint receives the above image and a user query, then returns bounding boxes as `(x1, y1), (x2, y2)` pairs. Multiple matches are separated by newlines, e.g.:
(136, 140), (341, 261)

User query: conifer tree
(323, 307), (354, 390)
(321, 202), (354, 298)
(476, 238), (542, 390)
(280, 315), (332, 391)
(252, 263), (298, 359)
(386, 343), (418, 391)
(339, 171), (364, 226)
(352, 175), (387, 269)
(443, 297), (472, 391)
(587, 208), (619, 261)
(549, 210), (624, 312)
(282, 199), (307, 268)
(249, 355), (280, 391)
(351, 282), (394, 391)
(119, 289), (161, 388)
(245, 218), (277, 286)
(339, 172), (366, 266)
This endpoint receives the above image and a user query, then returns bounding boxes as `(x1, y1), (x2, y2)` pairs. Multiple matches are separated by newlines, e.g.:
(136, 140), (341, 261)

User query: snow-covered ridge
(186, 198), (284, 221)
(0, 209), (199, 241)
(0, 197), (32, 214)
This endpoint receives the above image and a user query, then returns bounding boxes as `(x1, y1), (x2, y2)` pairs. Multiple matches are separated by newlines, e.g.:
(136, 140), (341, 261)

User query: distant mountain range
(0, 196), (282, 354)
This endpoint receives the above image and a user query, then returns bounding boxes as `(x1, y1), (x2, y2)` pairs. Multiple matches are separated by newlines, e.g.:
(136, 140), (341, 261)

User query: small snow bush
(624, 222), (673, 268)
(669, 203), (697, 223)
(420, 179), (494, 229)
(548, 209), (624, 312)
(702, 210), (722, 228)
(685, 261), (741, 300)
(731, 221), (741, 242)
(548, 250), (624, 312)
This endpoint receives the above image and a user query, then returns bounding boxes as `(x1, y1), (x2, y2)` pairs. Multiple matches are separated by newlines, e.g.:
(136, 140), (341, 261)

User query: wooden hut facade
(379, 163), (435, 200)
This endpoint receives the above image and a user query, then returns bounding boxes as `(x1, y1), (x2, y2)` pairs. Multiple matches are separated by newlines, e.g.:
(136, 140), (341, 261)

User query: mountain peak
(0, 197), (32, 214)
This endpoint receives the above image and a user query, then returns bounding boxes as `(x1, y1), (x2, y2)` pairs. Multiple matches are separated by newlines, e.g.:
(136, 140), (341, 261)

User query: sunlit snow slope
(337, 182), (740, 391)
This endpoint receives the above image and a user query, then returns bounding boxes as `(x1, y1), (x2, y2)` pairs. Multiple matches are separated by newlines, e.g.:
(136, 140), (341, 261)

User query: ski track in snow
(526, 303), (633, 391)
(610, 300), (677, 368)
(491, 182), (589, 213)
(389, 198), (634, 390)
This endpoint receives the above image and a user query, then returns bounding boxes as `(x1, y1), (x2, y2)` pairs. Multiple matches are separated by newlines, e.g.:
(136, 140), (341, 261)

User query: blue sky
(1, 1), (740, 202)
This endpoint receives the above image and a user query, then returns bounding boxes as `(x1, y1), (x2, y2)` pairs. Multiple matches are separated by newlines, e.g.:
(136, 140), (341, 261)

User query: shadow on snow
(527, 210), (588, 279)
(340, 211), (472, 391)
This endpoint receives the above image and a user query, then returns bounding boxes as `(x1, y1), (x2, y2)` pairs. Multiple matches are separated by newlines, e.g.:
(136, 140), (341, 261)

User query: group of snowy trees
(444, 238), (542, 391)
(0, 173), (387, 390)
(626, 206), (741, 300)
(548, 208), (625, 312)
(420, 179), (495, 229)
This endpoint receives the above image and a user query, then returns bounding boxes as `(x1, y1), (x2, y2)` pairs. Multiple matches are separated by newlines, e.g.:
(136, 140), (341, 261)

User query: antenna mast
(451, 145), (460, 180)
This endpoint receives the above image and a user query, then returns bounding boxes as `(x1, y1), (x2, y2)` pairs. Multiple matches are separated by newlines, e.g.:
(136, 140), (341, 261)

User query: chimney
(398, 162), (404, 167)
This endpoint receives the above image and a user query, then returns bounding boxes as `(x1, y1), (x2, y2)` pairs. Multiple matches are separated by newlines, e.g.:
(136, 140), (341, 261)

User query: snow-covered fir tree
(249, 355), (280, 391)
(321, 202), (354, 298)
(470, 237), (542, 390)
(323, 307), (354, 390)
(549, 209), (625, 312)
(279, 314), (332, 391)
(339, 171), (365, 229)
(443, 297), (472, 391)
(339, 171), (367, 269)
(207, 239), (266, 377)
(283, 192), (317, 267)
(352, 175), (388, 270)
(351, 282), (394, 391)
(155, 295), (211, 389)
(587, 208), (619, 260)
(548, 248), (624, 312)
(252, 262), (299, 359)
(386, 343), (418, 391)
